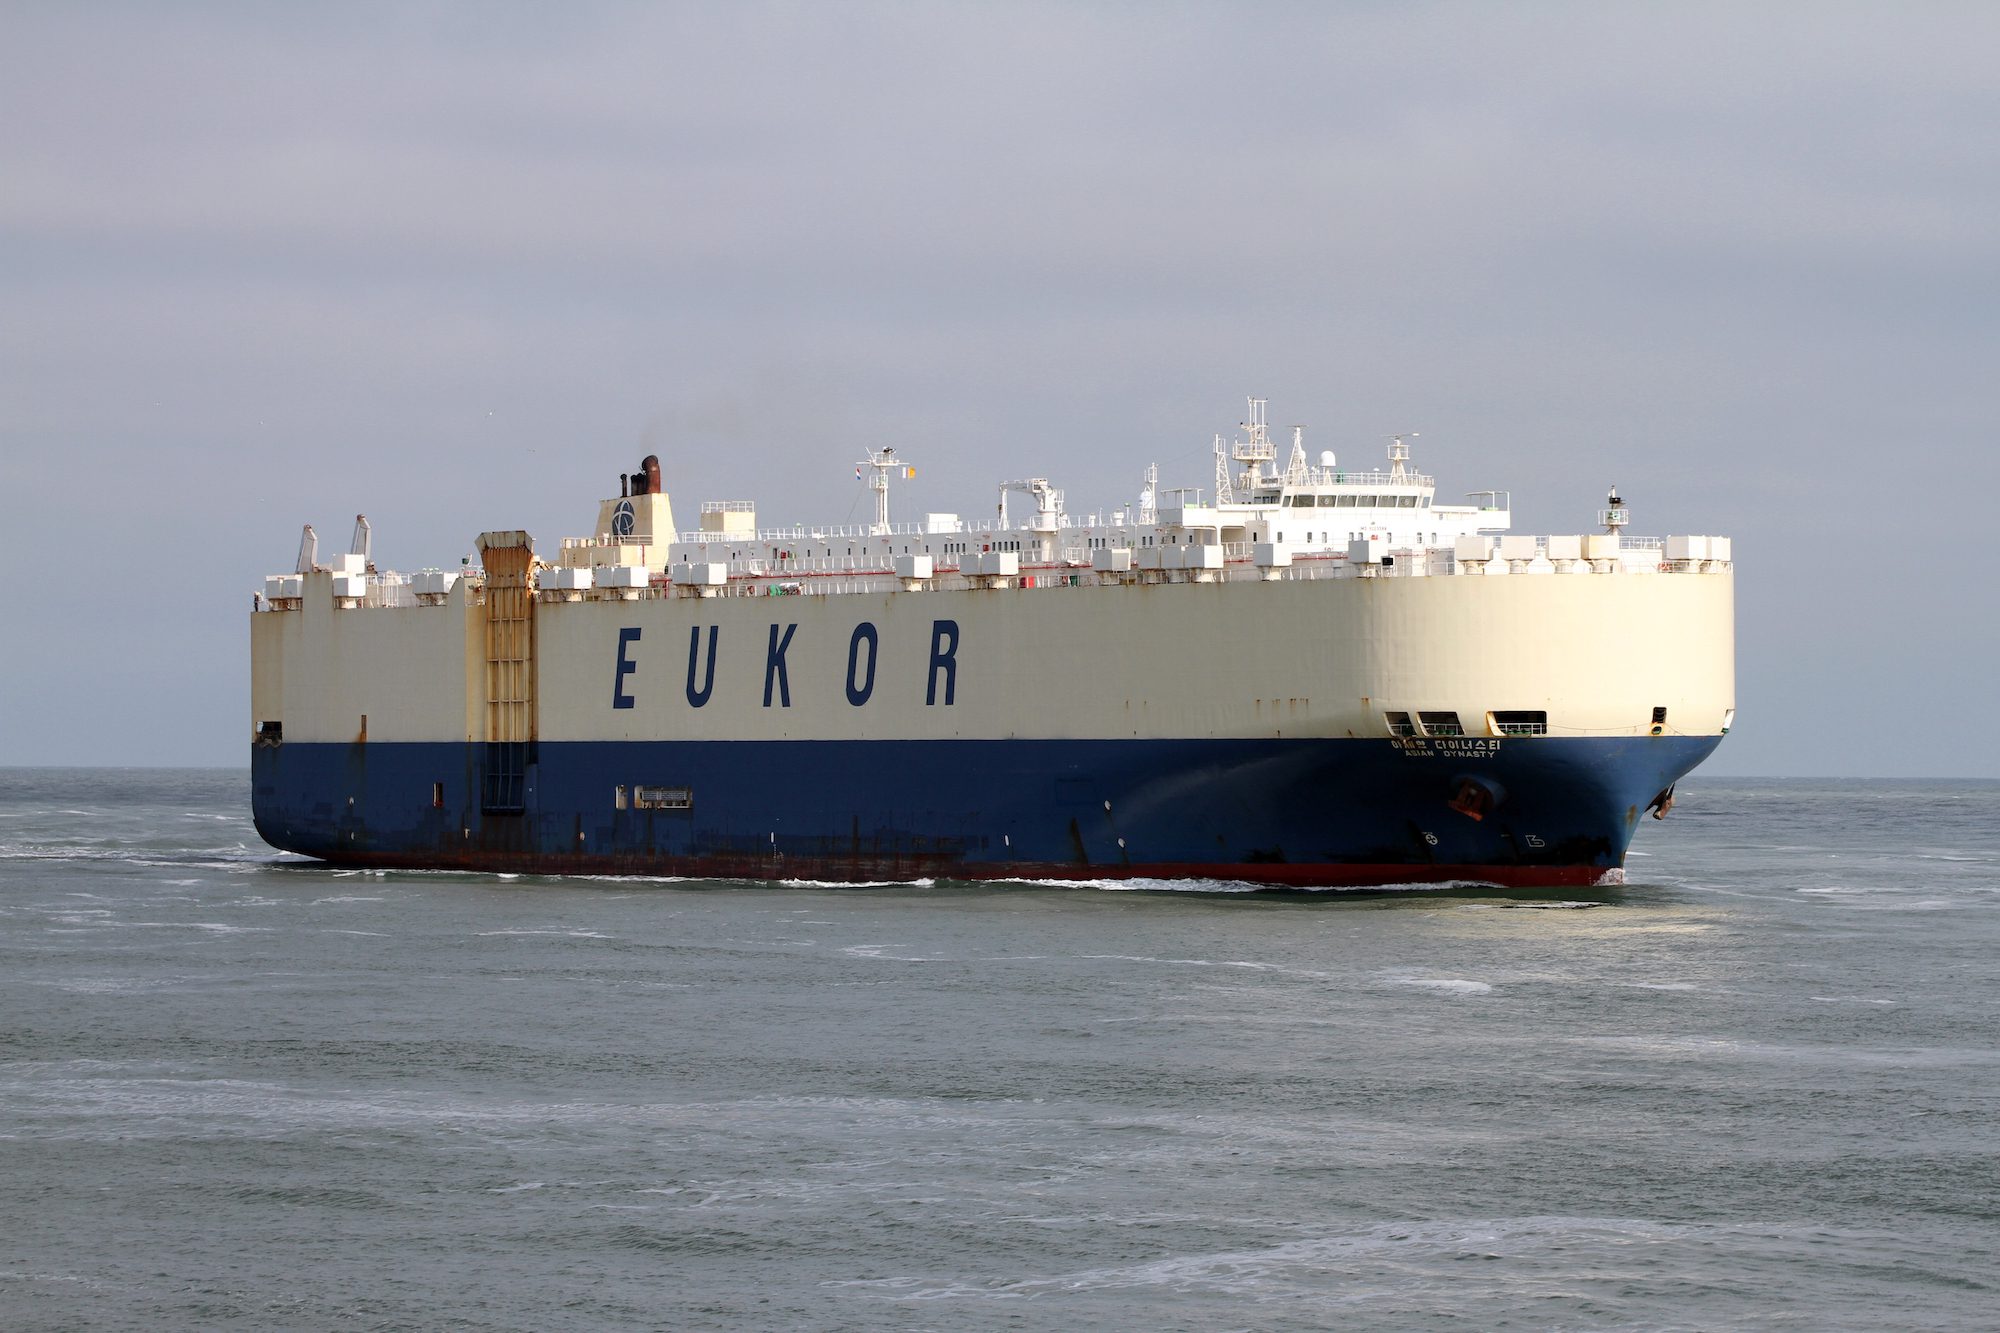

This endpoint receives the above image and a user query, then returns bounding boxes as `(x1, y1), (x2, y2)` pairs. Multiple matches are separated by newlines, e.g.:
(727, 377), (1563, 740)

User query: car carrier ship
(250, 397), (1734, 887)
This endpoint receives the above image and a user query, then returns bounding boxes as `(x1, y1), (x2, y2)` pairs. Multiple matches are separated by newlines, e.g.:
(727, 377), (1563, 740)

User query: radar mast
(855, 446), (913, 535)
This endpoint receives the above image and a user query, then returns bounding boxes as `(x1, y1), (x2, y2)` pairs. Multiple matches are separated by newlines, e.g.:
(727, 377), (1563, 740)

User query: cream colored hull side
(254, 571), (1734, 746)
(251, 571), (484, 745)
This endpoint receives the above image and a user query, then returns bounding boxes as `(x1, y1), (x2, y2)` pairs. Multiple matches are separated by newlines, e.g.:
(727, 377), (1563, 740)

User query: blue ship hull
(252, 734), (1717, 887)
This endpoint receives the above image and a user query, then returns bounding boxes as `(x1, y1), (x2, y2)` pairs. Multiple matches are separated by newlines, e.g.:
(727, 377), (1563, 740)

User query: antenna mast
(1599, 485), (1629, 534)
(1387, 433), (1416, 481)
(1233, 396), (1275, 491)
(855, 447), (912, 535)
(1285, 426), (1308, 486)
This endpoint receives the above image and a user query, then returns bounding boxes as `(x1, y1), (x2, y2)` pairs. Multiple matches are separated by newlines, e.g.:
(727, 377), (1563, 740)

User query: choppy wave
(0, 842), (310, 870)
(3, 772), (1998, 1330)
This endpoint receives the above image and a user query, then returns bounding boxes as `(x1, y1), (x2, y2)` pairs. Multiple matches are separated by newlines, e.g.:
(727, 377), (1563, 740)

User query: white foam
(1020, 876), (1266, 893)
(1081, 953), (1264, 971)
(842, 944), (949, 961)
(35, 978), (154, 994)
(1388, 976), (1494, 994)
(825, 1215), (1691, 1301)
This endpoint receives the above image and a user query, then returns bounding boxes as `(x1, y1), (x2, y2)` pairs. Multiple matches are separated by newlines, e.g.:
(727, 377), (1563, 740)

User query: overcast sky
(3, 2), (1996, 776)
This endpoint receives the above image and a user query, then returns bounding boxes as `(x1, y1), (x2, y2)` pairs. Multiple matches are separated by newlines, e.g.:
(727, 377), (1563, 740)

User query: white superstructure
(496, 397), (1724, 602)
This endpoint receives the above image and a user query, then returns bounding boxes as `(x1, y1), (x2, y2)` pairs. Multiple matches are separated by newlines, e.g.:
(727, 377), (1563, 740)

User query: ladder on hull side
(477, 531), (535, 815)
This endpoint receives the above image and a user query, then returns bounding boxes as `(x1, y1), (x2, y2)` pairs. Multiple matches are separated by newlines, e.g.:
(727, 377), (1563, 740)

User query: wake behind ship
(251, 398), (1734, 887)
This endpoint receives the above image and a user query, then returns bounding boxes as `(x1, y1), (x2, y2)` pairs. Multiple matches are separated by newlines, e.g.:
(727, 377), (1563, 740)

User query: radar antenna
(1599, 485), (1629, 534)
(1387, 433), (1417, 481)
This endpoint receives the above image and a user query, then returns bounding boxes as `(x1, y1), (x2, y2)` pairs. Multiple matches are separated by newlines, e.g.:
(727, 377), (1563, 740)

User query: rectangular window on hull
(1488, 710), (1548, 737)
(1418, 711), (1464, 737)
(633, 785), (693, 810)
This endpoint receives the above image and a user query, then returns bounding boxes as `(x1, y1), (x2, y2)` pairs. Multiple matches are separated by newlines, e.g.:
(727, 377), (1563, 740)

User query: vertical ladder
(477, 531), (535, 814)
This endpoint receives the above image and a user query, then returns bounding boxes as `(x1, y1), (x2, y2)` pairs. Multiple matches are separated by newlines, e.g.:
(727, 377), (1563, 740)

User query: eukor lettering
(610, 620), (964, 711)
(685, 625), (719, 707)
(927, 619), (959, 706)
(612, 627), (642, 709)
(845, 622), (878, 706)
(764, 622), (797, 708)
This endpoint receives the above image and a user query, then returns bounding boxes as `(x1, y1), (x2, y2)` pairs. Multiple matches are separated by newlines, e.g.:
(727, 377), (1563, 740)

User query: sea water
(2, 768), (1996, 1330)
